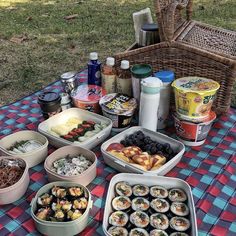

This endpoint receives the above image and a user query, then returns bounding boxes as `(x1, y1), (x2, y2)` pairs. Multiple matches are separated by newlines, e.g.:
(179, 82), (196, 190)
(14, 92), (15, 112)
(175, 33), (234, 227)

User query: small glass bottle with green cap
(130, 64), (153, 102)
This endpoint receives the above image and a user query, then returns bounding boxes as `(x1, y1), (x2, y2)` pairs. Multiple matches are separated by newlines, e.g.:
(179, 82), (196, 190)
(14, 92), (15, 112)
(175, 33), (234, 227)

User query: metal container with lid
(38, 91), (62, 119)
(60, 71), (78, 94)
(139, 23), (160, 47)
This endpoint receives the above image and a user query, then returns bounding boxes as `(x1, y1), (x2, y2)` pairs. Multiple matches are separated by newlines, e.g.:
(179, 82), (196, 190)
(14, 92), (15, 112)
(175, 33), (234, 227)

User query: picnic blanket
(0, 70), (235, 236)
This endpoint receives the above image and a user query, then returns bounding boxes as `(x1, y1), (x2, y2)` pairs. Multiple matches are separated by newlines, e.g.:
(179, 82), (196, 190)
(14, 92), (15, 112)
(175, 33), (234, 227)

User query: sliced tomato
(74, 128), (84, 134)
(86, 121), (95, 125)
(63, 135), (73, 139)
(68, 131), (78, 136)
(82, 124), (91, 128)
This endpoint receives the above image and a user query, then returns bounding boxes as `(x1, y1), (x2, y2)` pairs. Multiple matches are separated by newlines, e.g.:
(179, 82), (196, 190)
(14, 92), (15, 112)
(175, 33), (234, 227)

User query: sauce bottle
(88, 52), (101, 86)
(117, 60), (132, 96)
(101, 57), (116, 94)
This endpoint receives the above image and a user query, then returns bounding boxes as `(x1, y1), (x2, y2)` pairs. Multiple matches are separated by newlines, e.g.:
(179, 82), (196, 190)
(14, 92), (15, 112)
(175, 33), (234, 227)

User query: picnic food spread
(2, 6), (232, 236)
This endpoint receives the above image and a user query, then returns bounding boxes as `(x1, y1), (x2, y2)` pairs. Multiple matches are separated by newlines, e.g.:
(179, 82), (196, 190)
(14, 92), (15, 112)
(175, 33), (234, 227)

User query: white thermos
(154, 71), (175, 129)
(139, 77), (163, 131)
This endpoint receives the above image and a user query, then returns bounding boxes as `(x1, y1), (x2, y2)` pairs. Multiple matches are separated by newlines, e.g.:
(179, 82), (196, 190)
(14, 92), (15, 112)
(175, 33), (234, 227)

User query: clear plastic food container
(38, 108), (112, 149)
(102, 173), (198, 236)
(101, 126), (185, 175)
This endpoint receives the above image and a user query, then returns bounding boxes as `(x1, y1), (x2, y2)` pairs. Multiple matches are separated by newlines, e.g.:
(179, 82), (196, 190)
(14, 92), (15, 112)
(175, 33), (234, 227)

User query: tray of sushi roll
(31, 181), (93, 236)
(103, 173), (197, 236)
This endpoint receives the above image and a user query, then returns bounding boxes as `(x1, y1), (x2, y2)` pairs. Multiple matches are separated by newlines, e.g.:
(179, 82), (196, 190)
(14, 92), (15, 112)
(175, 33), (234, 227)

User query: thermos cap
(141, 77), (163, 94)
(154, 70), (175, 83)
(121, 60), (130, 69)
(90, 52), (98, 60)
(106, 57), (115, 66)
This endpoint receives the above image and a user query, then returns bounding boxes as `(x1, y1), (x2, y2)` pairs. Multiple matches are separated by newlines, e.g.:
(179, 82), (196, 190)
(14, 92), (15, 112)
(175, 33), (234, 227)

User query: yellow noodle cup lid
(172, 77), (220, 94)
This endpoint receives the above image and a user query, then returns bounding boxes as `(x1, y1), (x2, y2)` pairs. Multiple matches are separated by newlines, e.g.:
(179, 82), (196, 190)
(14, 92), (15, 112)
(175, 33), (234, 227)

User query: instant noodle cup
(173, 111), (216, 146)
(172, 77), (220, 120)
(99, 93), (137, 132)
(71, 85), (106, 114)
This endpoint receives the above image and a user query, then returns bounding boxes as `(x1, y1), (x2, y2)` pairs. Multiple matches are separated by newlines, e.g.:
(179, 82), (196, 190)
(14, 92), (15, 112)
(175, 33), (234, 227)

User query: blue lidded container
(154, 70), (175, 84)
(87, 52), (102, 86)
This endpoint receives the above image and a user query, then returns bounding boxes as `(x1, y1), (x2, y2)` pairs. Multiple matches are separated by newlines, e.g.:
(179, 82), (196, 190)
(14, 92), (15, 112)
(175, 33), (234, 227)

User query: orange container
(71, 85), (106, 114)
(173, 111), (216, 146)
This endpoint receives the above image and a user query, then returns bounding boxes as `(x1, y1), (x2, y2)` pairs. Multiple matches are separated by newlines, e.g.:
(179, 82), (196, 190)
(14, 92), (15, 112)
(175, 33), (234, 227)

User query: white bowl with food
(38, 108), (112, 150)
(0, 130), (48, 168)
(44, 145), (97, 186)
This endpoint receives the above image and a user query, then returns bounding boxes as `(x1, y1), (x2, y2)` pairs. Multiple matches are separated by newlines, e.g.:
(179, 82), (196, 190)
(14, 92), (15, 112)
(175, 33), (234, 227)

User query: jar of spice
(60, 71), (78, 95)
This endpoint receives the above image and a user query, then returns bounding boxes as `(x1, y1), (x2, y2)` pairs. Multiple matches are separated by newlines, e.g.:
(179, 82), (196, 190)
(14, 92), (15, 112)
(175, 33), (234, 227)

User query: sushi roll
(73, 197), (88, 210)
(132, 184), (149, 197)
(170, 233), (189, 236)
(132, 197), (150, 211)
(112, 196), (131, 211)
(168, 189), (187, 202)
(170, 202), (189, 216)
(150, 229), (168, 236)
(68, 186), (84, 197)
(52, 200), (72, 212)
(37, 193), (53, 206)
(150, 213), (169, 230)
(107, 226), (128, 236)
(52, 210), (65, 222)
(115, 182), (132, 197)
(129, 228), (149, 236)
(170, 217), (190, 232)
(150, 198), (169, 213)
(67, 209), (83, 221)
(51, 186), (67, 198)
(150, 186), (168, 199)
(130, 211), (150, 228)
(36, 207), (51, 221)
(109, 211), (129, 227)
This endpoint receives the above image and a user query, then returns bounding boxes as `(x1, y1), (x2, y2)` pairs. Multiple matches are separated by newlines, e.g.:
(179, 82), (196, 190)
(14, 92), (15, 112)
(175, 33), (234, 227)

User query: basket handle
(154, 0), (193, 42)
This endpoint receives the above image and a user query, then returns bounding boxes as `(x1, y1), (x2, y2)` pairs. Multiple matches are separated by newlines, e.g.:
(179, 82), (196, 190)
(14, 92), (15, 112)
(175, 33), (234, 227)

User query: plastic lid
(106, 57), (115, 66)
(71, 84), (106, 102)
(60, 71), (77, 80)
(154, 70), (175, 83)
(131, 64), (152, 79)
(38, 91), (61, 103)
(121, 60), (130, 69)
(90, 52), (98, 60)
(172, 77), (220, 93)
(141, 23), (158, 32)
(141, 77), (163, 88)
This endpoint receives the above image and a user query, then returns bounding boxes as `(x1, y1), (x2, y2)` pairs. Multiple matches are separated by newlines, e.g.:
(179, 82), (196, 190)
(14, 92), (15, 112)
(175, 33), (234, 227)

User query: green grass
(0, 0), (235, 106)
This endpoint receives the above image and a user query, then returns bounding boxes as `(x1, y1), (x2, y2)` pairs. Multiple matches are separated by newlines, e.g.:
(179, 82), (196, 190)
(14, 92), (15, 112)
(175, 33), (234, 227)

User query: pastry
(122, 146), (142, 158)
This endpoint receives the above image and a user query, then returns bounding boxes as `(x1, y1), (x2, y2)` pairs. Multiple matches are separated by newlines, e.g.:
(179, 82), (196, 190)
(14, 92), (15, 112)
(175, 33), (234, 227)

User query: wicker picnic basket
(154, 0), (236, 60)
(114, 1), (236, 115)
(115, 41), (236, 115)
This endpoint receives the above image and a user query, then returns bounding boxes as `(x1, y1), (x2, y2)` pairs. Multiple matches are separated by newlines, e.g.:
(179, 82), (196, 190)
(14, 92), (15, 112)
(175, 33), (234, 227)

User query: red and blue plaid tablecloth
(0, 70), (235, 236)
